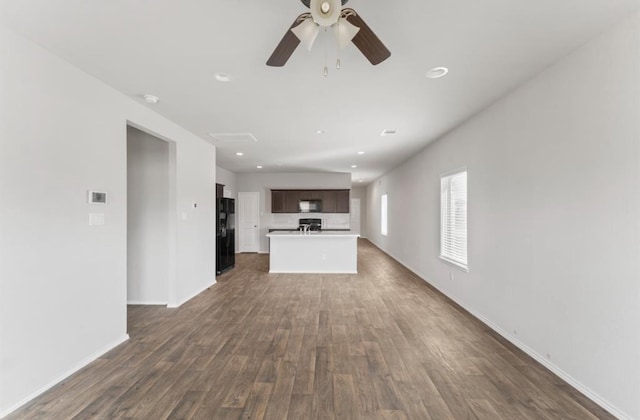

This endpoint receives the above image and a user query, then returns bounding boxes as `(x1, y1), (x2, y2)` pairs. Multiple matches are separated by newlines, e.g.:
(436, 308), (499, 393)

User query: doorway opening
(126, 125), (176, 332)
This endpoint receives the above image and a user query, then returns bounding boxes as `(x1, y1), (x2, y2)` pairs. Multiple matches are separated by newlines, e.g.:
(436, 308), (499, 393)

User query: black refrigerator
(216, 198), (235, 275)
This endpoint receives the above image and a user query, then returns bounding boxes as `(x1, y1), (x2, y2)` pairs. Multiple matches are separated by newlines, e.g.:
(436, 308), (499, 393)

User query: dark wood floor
(8, 239), (613, 419)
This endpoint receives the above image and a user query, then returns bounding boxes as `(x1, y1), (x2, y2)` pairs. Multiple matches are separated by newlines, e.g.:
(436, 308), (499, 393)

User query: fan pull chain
(323, 28), (329, 77)
(336, 20), (341, 70)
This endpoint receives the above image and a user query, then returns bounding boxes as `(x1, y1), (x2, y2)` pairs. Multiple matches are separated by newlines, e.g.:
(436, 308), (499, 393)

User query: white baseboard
(167, 279), (216, 308)
(367, 240), (632, 420)
(126, 300), (167, 306)
(268, 270), (357, 274)
(0, 334), (130, 419)
(471, 313), (633, 420)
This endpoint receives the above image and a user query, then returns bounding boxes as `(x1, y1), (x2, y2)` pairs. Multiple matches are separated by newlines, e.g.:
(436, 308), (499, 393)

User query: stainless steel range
(299, 218), (322, 232)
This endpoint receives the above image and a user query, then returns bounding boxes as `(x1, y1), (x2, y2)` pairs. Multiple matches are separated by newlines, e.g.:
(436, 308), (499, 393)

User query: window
(381, 194), (388, 236)
(440, 170), (467, 270)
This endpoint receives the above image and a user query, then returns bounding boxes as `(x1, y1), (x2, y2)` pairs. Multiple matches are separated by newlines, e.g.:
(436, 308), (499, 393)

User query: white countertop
(267, 231), (360, 238)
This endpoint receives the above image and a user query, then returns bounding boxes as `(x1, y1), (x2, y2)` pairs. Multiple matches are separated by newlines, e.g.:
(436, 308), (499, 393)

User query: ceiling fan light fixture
(300, 0), (349, 7)
(310, 0), (342, 27)
(291, 18), (320, 51)
(334, 17), (360, 48)
(267, 2), (390, 67)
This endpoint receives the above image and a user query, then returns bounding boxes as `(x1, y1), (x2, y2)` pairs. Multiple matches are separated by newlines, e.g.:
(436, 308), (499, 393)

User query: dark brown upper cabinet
(323, 190), (349, 213)
(284, 190), (300, 213)
(271, 189), (350, 214)
(271, 190), (286, 213)
(322, 191), (337, 213)
(336, 190), (350, 213)
(216, 183), (224, 199)
(299, 190), (323, 200)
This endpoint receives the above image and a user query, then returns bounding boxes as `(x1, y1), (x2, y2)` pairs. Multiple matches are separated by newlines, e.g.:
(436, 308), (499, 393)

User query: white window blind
(440, 171), (467, 270)
(381, 194), (388, 236)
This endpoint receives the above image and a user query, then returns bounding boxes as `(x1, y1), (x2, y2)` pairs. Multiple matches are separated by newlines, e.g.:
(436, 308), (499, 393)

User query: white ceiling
(2, 0), (638, 185)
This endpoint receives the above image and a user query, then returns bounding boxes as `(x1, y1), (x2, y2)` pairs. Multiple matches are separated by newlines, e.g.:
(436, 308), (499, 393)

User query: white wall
(366, 14), (640, 419)
(127, 127), (170, 304)
(216, 166), (237, 199)
(236, 172), (351, 253)
(171, 139), (216, 307)
(0, 24), (216, 416)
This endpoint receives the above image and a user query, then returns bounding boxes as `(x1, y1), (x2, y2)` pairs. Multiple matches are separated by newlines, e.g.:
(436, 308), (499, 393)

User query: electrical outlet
(88, 213), (105, 226)
(449, 271), (454, 281)
(513, 329), (517, 335)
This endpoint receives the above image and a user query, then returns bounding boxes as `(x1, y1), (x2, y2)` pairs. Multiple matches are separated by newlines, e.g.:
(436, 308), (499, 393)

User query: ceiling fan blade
(344, 9), (391, 65)
(267, 15), (308, 67)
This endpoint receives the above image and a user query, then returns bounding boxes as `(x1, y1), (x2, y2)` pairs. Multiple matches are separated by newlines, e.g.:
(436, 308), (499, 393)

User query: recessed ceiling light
(236, 152), (244, 156)
(357, 151), (365, 155)
(351, 165), (357, 168)
(426, 67), (449, 79)
(143, 94), (159, 104)
(215, 73), (232, 82)
(358, 179), (364, 183)
(257, 165), (263, 169)
(316, 130), (326, 134)
(381, 129), (397, 136)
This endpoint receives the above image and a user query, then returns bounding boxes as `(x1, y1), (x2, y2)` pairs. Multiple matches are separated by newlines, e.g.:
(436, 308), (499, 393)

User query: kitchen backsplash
(270, 213), (350, 229)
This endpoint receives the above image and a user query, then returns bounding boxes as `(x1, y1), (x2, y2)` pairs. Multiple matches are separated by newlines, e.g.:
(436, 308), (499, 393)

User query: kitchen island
(266, 231), (360, 273)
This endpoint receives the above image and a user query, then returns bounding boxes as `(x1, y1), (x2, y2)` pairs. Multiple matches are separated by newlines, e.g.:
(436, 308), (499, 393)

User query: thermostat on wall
(88, 190), (107, 204)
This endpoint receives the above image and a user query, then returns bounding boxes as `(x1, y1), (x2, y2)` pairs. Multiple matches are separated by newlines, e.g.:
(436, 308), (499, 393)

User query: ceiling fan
(267, 0), (391, 67)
